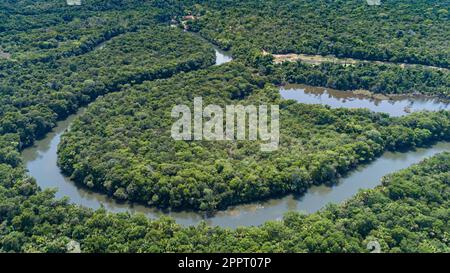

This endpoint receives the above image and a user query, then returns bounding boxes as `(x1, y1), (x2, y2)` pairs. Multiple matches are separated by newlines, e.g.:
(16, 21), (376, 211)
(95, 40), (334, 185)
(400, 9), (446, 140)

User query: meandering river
(214, 46), (232, 65)
(21, 44), (450, 228)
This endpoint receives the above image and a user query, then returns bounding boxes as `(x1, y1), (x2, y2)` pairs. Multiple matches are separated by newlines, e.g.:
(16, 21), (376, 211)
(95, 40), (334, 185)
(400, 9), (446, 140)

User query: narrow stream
(20, 43), (449, 228)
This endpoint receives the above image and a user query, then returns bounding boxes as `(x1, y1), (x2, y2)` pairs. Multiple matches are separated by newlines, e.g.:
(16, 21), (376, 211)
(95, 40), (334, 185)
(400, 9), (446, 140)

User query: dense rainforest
(185, 0), (450, 97)
(179, 1), (450, 99)
(0, 0), (449, 253)
(2, 150), (449, 252)
(58, 63), (450, 210)
(271, 61), (449, 97)
(0, 25), (215, 148)
(187, 0), (450, 68)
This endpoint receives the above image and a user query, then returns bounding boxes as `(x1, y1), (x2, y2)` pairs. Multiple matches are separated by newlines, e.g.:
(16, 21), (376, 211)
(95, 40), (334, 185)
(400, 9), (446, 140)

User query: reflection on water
(280, 84), (449, 117)
(215, 48), (233, 65)
(22, 108), (450, 227)
(208, 142), (450, 226)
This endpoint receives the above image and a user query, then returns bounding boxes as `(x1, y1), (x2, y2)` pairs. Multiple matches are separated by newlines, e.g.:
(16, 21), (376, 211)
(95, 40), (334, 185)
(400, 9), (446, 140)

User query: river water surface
(22, 117), (450, 228)
(280, 84), (449, 117)
(21, 45), (449, 228)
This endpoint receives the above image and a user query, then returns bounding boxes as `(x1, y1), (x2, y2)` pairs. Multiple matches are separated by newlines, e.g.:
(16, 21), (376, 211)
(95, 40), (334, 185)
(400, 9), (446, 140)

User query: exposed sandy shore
(263, 50), (448, 72)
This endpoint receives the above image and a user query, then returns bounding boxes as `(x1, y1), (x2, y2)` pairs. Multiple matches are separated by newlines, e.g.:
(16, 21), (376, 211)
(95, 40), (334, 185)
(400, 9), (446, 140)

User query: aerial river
(21, 43), (450, 228)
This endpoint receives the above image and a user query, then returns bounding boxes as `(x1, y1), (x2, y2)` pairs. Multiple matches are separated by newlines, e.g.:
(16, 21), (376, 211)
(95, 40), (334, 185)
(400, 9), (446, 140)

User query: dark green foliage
(185, 0), (450, 97)
(0, 26), (215, 147)
(2, 148), (449, 252)
(273, 62), (450, 98)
